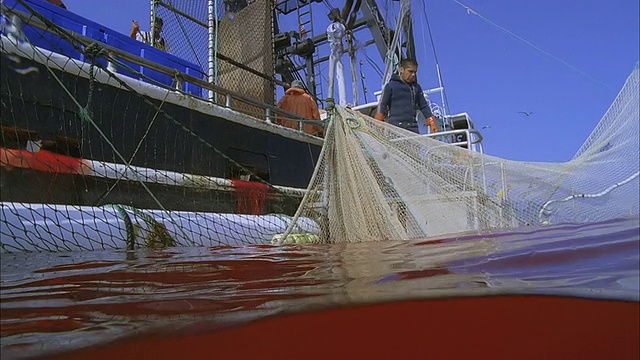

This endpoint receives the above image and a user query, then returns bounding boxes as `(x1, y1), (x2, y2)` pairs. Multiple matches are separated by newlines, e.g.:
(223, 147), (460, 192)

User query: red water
(1, 217), (639, 359)
(46, 296), (640, 360)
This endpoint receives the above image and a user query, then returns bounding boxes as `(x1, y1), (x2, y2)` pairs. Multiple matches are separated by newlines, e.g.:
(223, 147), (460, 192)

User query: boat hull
(1, 49), (321, 214)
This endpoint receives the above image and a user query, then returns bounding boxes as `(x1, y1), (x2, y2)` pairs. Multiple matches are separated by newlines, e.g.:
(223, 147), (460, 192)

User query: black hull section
(1, 55), (321, 188)
(1, 53), (320, 213)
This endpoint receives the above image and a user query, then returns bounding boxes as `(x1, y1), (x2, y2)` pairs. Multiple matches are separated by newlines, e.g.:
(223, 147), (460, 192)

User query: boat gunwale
(0, 3), (324, 144)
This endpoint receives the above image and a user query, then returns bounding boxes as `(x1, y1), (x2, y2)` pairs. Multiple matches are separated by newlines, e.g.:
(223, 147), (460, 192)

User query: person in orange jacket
(276, 80), (323, 137)
(374, 59), (438, 134)
(46, 0), (66, 9)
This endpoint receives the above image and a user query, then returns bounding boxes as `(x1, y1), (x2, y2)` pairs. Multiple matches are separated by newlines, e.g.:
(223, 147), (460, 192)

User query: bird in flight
(482, 125), (491, 129)
(517, 111), (535, 116)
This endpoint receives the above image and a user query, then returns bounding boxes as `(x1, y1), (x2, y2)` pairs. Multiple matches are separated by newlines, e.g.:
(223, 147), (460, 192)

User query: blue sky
(62, 0), (639, 163)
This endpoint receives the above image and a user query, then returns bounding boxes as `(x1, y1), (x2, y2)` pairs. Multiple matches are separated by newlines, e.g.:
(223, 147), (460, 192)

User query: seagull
(482, 125), (491, 129)
(517, 111), (535, 116)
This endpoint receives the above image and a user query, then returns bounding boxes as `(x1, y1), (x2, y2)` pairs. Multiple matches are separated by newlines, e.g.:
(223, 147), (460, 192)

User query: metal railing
(391, 128), (483, 148)
(1, 3), (324, 132)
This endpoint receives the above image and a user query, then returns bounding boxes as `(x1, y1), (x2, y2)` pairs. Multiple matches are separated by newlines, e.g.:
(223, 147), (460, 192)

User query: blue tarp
(3, 0), (203, 95)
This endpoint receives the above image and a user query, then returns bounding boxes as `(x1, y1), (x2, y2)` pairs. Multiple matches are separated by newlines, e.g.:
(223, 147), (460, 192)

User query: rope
(112, 204), (136, 250)
(109, 204), (177, 249)
(275, 100), (338, 245)
(10, 1), (203, 246)
(419, 0), (451, 116)
(94, 86), (173, 208)
(83, 42), (106, 112)
(538, 171), (640, 224)
(450, 0), (613, 91)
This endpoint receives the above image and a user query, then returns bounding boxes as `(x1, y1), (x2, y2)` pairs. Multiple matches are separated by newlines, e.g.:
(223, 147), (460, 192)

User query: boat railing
(390, 128), (483, 148)
(1, 3), (324, 133)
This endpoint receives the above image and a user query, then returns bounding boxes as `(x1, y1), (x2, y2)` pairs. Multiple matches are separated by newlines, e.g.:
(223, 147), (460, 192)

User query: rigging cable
(537, 171), (640, 224)
(322, 0), (337, 12)
(341, 0), (354, 22)
(420, 0), (451, 117)
(359, 60), (369, 103)
(165, 0), (204, 71)
(365, 53), (384, 78)
(450, 0), (613, 91)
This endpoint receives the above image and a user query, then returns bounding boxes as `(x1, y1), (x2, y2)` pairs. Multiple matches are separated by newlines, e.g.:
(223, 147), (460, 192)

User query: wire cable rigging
(450, 0), (613, 91)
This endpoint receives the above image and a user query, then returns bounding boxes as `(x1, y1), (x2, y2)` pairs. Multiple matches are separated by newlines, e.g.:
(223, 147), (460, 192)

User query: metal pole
(265, 108), (272, 123)
(150, 0), (156, 47)
(305, 55), (316, 99)
(435, 64), (446, 117)
(336, 53), (346, 106)
(207, 0), (216, 101)
(327, 21), (347, 105)
(347, 32), (359, 105)
(327, 25), (336, 102)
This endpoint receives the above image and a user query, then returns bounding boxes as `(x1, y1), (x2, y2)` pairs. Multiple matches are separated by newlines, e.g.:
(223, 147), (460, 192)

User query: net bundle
(279, 66), (640, 243)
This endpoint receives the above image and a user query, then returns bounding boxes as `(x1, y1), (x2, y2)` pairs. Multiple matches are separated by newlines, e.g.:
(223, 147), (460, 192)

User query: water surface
(1, 216), (638, 358)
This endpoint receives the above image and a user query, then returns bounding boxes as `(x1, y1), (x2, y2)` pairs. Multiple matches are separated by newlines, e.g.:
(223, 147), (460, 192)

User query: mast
(380, 0), (413, 86)
(273, 0), (415, 105)
(327, 19), (347, 105)
(359, 0), (393, 63)
(403, 0), (416, 60)
(346, 31), (359, 105)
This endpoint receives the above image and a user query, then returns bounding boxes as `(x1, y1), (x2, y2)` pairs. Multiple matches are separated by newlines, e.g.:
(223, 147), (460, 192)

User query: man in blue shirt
(375, 59), (438, 134)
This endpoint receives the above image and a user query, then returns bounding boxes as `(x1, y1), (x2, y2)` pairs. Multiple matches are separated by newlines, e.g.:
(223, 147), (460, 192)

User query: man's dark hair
(400, 58), (418, 68)
(155, 17), (164, 25)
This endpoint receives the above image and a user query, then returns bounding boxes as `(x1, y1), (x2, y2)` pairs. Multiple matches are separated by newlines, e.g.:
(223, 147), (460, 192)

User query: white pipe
(327, 21), (347, 105)
(0, 147), (306, 196)
(347, 33), (359, 105)
(79, 158), (307, 196)
(0, 202), (320, 251)
(336, 57), (346, 105)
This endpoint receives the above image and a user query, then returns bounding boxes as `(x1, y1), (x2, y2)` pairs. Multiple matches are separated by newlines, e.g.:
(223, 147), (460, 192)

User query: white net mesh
(278, 65), (640, 244)
(154, 0), (275, 105)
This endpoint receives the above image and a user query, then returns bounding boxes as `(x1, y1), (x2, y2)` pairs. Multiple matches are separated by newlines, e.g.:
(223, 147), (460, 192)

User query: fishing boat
(0, 2), (638, 358)
(1, 0), (332, 217)
(0, 0), (478, 248)
(0, 0), (482, 204)
(1, 0), (638, 251)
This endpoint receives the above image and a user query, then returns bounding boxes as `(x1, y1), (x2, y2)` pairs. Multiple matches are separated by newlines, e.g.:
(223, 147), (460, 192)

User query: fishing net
(1, 0), (638, 252)
(277, 66), (640, 243)
(1, 0), (314, 252)
(153, 0), (275, 108)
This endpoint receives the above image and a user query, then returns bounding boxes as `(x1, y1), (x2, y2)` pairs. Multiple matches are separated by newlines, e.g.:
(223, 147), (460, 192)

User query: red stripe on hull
(0, 148), (83, 174)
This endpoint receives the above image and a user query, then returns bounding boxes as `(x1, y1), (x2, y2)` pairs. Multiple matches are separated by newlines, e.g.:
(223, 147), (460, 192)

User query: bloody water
(1, 217), (638, 359)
